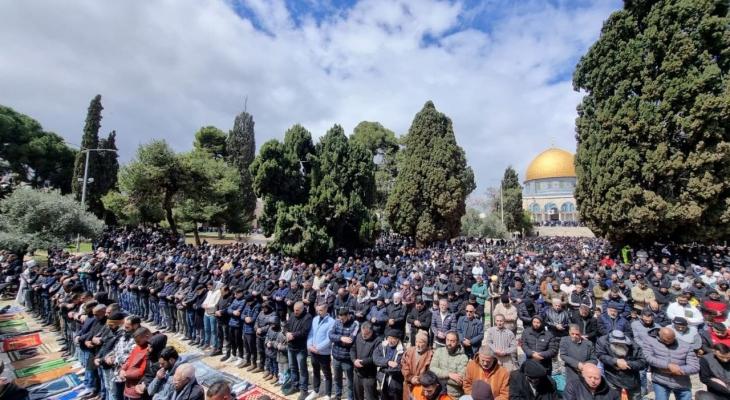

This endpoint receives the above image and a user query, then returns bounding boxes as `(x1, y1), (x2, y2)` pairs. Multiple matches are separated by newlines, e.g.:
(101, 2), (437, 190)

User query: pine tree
(573, 0), (730, 244)
(96, 131), (119, 223)
(72, 95), (104, 217)
(498, 166), (526, 232)
(227, 111), (257, 226)
(386, 101), (475, 244)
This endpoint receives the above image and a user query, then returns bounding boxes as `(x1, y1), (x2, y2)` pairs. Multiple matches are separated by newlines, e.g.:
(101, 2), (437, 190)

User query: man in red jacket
(120, 327), (151, 400)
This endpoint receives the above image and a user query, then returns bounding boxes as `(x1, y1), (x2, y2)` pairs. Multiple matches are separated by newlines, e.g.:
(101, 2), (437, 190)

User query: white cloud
(0, 0), (620, 191)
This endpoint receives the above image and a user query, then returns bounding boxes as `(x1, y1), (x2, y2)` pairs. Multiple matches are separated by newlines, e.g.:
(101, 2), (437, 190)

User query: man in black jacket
(509, 359), (558, 400)
(284, 301), (313, 400)
(595, 330), (646, 400)
(697, 343), (730, 400)
(407, 299), (432, 346)
(563, 363), (619, 400)
(350, 321), (379, 400)
(521, 315), (559, 373)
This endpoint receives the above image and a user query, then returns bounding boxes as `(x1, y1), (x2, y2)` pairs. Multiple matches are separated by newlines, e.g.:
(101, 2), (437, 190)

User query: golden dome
(525, 148), (576, 181)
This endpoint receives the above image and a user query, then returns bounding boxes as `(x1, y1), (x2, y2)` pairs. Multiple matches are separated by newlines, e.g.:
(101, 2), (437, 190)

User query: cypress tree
(573, 0), (730, 244)
(97, 131), (119, 223)
(499, 166), (526, 233)
(386, 101), (475, 245)
(72, 94), (104, 217)
(227, 111), (257, 225)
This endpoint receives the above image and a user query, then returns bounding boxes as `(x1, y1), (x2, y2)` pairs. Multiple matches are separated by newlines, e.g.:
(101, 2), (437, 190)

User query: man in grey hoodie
(643, 327), (699, 400)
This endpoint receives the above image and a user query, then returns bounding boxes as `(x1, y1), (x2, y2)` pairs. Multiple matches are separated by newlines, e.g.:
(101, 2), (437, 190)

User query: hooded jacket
(594, 335), (645, 390)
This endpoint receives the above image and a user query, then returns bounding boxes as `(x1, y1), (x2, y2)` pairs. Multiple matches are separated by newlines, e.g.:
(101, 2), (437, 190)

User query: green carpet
(14, 359), (70, 378)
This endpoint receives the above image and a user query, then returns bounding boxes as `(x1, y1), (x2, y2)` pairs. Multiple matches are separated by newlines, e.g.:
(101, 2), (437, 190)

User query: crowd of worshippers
(9, 227), (730, 400)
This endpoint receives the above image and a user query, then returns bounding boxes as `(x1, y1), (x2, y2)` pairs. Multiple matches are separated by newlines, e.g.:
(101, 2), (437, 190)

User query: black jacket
(386, 303), (407, 332)
(570, 313), (599, 343)
(350, 333), (380, 378)
(595, 335), (645, 390)
(521, 326), (558, 371)
(284, 312), (312, 350)
(508, 364), (558, 400)
(562, 377), (619, 400)
(407, 306), (432, 333)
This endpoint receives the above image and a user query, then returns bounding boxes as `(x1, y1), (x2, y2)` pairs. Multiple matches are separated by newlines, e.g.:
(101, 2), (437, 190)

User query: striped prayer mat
(0, 322), (29, 334)
(16, 365), (74, 388)
(11, 351), (65, 370)
(0, 319), (27, 327)
(15, 358), (70, 378)
(27, 374), (82, 400)
(7, 342), (52, 361)
(2, 332), (42, 351)
(0, 313), (23, 322)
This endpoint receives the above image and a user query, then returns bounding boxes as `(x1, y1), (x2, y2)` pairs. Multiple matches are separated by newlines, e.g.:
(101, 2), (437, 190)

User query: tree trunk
(217, 226), (224, 240)
(193, 224), (201, 246)
(163, 191), (177, 234)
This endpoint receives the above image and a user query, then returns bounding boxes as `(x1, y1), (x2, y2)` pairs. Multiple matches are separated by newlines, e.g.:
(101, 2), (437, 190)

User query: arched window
(530, 203), (540, 213)
(560, 202), (575, 212)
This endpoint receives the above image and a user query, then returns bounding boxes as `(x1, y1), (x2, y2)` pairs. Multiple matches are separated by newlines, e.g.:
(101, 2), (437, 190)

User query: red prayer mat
(237, 386), (290, 400)
(2, 333), (42, 352)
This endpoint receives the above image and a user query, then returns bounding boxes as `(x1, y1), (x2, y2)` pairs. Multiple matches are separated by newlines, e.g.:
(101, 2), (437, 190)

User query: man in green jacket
(429, 331), (469, 399)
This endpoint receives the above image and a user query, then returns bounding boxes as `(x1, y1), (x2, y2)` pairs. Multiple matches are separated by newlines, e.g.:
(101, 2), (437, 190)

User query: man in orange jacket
(463, 346), (510, 400)
(410, 370), (451, 400)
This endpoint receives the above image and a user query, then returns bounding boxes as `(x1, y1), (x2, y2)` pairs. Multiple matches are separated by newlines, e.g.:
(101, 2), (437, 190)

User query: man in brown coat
(401, 331), (433, 399)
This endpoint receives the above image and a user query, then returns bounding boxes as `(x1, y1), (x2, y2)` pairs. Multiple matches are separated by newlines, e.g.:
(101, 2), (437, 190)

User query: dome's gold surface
(525, 148), (576, 181)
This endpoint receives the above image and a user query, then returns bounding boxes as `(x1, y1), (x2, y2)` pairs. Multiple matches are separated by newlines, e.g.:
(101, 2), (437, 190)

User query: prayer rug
(237, 386), (289, 400)
(0, 313), (23, 321)
(47, 386), (84, 400)
(2, 332), (42, 351)
(0, 322), (29, 334)
(190, 360), (244, 388)
(0, 319), (27, 327)
(16, 364), (74, 388)
(7, 347), (40, 362)
(27, 374), (82, 400)
(11, 351), (65, 369)
(15, 358), (70, 378)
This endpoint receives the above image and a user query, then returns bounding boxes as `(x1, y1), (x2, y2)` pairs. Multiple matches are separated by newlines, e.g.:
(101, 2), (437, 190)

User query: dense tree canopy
(351, 121), (400, 211)
(386, 101), (475, 245)
(573, 0), (730, 244)
(194, 126), (227, 159)
(117, 140), (185, 233)
(0, 105), (76, 194)
(0, 187), (104, 255)
(498, 166), (529, 233)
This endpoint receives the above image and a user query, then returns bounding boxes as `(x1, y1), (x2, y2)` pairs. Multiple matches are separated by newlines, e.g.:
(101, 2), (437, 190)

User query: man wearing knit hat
(508, 359), (558, 400)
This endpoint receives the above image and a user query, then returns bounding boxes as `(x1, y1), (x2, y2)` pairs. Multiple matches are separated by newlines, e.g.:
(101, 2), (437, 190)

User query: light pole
(76, 147), (117, 252)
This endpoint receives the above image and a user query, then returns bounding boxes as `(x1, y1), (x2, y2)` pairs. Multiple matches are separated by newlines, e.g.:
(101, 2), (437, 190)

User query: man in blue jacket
(307, 304), (335, 400)
(456, 304), (484, 358)
(223, 288), (245, 364)
(240, 294), (261, 370)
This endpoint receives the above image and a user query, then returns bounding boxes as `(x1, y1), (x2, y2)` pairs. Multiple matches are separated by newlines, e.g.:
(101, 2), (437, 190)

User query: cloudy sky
(0, 0), (621, 191)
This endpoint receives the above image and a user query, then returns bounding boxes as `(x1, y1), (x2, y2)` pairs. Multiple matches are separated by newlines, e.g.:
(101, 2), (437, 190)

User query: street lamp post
(75, 147), (117, 252)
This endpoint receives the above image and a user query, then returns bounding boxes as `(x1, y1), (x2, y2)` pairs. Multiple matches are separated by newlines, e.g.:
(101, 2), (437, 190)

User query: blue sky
(0, 0), (622, 192)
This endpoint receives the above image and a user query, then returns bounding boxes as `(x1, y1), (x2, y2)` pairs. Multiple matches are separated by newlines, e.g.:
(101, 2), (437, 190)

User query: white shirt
(666, 301), (703, 326)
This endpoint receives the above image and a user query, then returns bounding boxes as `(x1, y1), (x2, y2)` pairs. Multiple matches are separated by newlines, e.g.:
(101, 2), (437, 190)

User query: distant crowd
(4, 228), (730, 400)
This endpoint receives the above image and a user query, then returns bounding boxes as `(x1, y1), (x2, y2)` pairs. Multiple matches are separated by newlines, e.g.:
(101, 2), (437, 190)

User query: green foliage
(309, 125), (377, 249)
(250, 123), (377, 259)
(96, 131), (119, 223)
(194, 126), (227, 159)
(72, 95), (107, 217)
(386, 101), (476, 245)
(117, 140), (185, 232)
(0, 105), (76, 194)
(460, 208), (508, 238)
(250, 125), (314, 236)
(573, 0), (730, 244)
(227, 111), (257, 224)
(498, 167), (529, 233)
(175, 150), (248, 244)
(351, 121), (400, 211)
(0, 187), (104, 254)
